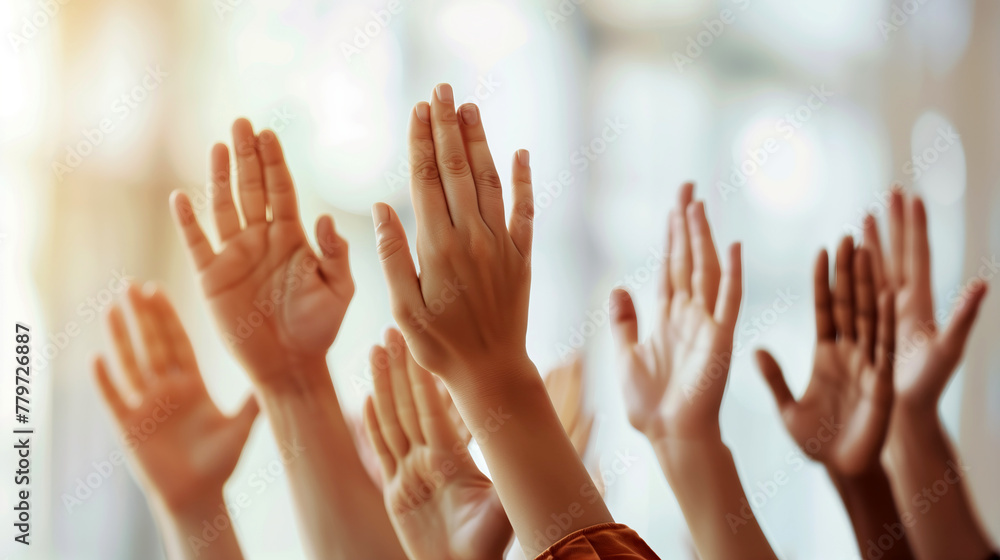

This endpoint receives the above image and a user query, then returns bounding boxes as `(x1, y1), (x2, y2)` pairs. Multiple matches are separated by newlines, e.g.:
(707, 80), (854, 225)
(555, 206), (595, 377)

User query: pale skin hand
(364, 328), (511, 560)
(372, 83), (611, 558)
(92, 284), (257, 560)
(169, 119), (354, 390)
(170, 120), (405, 560)
(610, 184), (776, 560)
(757, 238), (913, 560)
(864, 190), (994, 560)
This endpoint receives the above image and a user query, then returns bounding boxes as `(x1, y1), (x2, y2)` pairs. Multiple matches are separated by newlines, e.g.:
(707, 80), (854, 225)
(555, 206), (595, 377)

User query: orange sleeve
(534, 523), (660, 560)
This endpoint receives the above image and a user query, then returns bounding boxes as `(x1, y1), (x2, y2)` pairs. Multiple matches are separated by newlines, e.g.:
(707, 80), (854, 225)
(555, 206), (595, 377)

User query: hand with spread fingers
(863, 189), (995, 560)
(755, 239), (913, 560)
(364, 329), (511, 560)
(755, 238), (895, 477)
(169, 119), (354, 390)
(92, 284), (257, 560)
(170, 120), (405, 560)
(610, 183), (775, 560)
(372, 84), (619, 558)
(609, 183), (743, 442)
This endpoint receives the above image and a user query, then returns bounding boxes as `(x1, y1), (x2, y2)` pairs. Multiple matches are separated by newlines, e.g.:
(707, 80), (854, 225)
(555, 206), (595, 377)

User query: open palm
(92, 284), (258, 512)
(862, 191), (988, 409)
(364, 329), (511, 560)
(611, 184), (743, 440)
(170, 119), (354, 387)
(757, 239), (895, 476)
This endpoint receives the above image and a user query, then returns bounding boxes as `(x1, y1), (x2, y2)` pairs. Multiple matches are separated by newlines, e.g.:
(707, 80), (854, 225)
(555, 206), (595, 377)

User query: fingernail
(435, 83), (453, 104)
(258, 130), (275, 143)
(415, 102), (430, 124)
(142, 281), (158, 296)
(460, 104), (478, 126)
(371, 203), (390, 229)
(516, 149), (529, 166)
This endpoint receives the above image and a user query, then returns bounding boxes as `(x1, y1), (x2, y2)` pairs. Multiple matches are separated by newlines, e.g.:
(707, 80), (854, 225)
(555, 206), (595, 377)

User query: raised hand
(170, 119), (354, 390)
(363, 328), (511, 560)
(864, 190), (995, 560)
(171, 119), (405, 560)
(756, 238), (895, 476)
(371, 84), (613, 558)
(864, 190), (988, 408)
(92, 284), (257, 560)
(610, 182), (742, 441)
(610, 184), (776, 560)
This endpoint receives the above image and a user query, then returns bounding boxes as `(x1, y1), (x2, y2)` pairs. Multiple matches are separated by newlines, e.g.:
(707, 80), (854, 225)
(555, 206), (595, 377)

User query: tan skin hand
(756, 238), (896, 477)
(363, 329), (511, 560)
(863, 189), (988, 409)
(170, 120), (354, 388)
(92, 284), (258, 514)
(610, 183), (743, 441)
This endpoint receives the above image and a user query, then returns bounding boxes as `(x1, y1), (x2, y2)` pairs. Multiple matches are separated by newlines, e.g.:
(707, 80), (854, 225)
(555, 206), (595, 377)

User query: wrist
(441, 351), (539, 399)
(647, 433), (729, 481)
(151, 487), (227, 523)
(251, 356), (334, 397)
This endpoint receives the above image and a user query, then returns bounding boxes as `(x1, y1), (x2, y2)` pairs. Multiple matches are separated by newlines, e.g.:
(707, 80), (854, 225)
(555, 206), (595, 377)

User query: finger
(386, 329), (424, 447)
(92, 356), (131, 423)
(658, 211), (674, 311)
(458, 103), (506, 234)
(315, 214), (353, 292)
(939, 280), (988, 364)
(372, 203), (425, 323)
(364, 396), (397, 479)
(226, 395), (260, 449)
(874, 291), (895, 375)
(408, 101), (452, 231)
(862, 214), (887, 293)
(888, 187), (906, 287)
(370, 345), (409, 459)
(104, 303), (146, 395)
(755, 350), (795, 413)
(907, 196), (933, 298)
(508, 149), (533, 259)
(407, 350), (455, 447)
(147, 289), (200, 376)
(126, 284), (170, 378)
(209, 143), (241, 241)
(833, 236), (856, 340)
(669, 183), (695, 297)
(170, 191), (216, 271)
(688, 201), (722, 313)
(430, 84), (480, 226)
(714, 242), (743, 328)
(231, 118), (267, 225)
(610, 288), (640, 353)
(854, 248), (877, 363)
(814, 249), (836, 342)
(256, 129), (300, 222)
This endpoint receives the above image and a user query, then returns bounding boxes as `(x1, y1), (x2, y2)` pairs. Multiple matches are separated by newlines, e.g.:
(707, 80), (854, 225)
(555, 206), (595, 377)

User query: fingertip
(458, 103), (479, 126)
(516, 148), (530, 168)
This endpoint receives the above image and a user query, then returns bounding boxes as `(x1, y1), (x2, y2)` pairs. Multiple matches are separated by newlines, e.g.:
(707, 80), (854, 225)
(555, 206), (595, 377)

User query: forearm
(443, 358), (612, 559)
(258, 362), (406, 560)
(152, 491), (243, 560)
(830, 465), (913, 560)
(884, 405), (994, 560)
(649, 436), (777, 560)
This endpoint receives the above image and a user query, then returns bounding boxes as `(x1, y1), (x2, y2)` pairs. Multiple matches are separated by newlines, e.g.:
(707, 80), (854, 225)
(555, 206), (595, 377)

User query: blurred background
(1, 0), (999, 558)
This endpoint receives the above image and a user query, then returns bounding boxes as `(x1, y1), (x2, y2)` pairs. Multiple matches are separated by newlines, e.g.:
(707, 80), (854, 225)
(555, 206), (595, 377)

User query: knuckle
(376, 235), (407, 262)
(475, 168), (502, 191)
(411, 159), (441, 184)
(440, 151), (471, 176)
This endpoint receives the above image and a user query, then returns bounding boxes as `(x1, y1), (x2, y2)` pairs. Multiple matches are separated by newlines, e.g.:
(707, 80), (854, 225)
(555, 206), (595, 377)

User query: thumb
(755, 349), (795, 412)
(939, 280), (988, 364)
(315, 214), (353, 294)
(227, 394), (260, 447)
(372, 203), (424, 323)
(610, 288), (639, 352)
